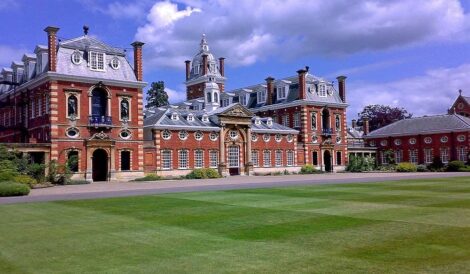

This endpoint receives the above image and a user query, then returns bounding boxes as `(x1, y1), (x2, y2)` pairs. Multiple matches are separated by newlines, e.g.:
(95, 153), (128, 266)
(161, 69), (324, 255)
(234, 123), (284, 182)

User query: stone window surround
(65, 89), (81, 119)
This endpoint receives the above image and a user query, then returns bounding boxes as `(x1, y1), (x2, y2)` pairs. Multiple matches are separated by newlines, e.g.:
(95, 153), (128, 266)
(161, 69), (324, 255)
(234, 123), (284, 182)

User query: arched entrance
(324, 150), (332, 172)
(92, 149), (108, 181)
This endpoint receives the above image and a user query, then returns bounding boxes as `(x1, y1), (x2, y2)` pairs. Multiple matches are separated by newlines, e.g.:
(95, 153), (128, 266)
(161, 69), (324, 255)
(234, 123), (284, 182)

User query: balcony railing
(88, 115), (112, 127)
(322, 128), (333, 136)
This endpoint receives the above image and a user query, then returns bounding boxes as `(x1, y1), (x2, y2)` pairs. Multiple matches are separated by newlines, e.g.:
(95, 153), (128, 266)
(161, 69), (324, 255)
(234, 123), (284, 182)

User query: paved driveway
(1, 172), (469, 204)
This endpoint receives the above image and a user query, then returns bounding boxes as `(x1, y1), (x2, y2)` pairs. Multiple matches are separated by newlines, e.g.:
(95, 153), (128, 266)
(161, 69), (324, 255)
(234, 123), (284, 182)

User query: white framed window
(395, 150), (403, 163)
(110, 57), (120, 70)
(282, 115), (289, 127)
(457, 147), (467, 162)
(409, 138), (417, 145)
(222, 98), (230, 107)
(257, 88), (266, 103)
(294, 112), (300, 128)
(440, 148), (449, 163)
(275, 150), (283, 167)
(210, 132), (218, 141)
(187, 114), (194, 122)
(287, 150), (294, 166)
(318, 84), (327, 97)
(311, 112), (317, 130)
(263, 133), (270, 142)
(424, 137), (432, 144)
(457, 134), (466, 142)
(37, 97), (42, 117)
(31, 99), (35, 119)
(380, 140), (388, 146)
(171, 112), (179, 121)
(202, 114), (209, 122)
(194, 131), (203, 141)
(193, 64), (200, 74)
(209, 150), (219, 168)
(440, 136), (448, 143)
(228, 146), (240, 168)
(394, 139), (402, 146)
(275, 134), (282, 142)
(255, 117), (261, 125)
(380, 151), (388, 164)
(71, 51), (82, 65)
(45, 94), (50, 114)
(252, 150), (259, 167)
(277, 85), (288, 99)
(239, 95), (246, 105)
(66, 127), (79, 138)
(229, 130), (238, 140)
(89, 51), (105, 71)
(162, 130), (171, 140)
(119, 130), (132, 140)
(161, 150), (172, 170)
(263, 150), (271, 167)
(266, 118), (273, 127)
(424, 149), (433, 164)
(409, 149), (418, 164)
(251, 133), (258, 142)
(178, 149), (189, 169)
(307, 84), (314, 93)
(179, 130), (188, 140)
(194, 150), (204, 168)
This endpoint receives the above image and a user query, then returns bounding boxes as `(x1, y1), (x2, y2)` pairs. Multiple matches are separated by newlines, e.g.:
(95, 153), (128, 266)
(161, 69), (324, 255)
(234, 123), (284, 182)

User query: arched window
(91, 88), (107, 117)
(213, 92), (218, 103)
(67, 95), (78, 117)
(67, 151), (79, 172)
(335, 115), (341, 130)
(322, 108), (330, 130)
(207, 92), (212, 103)
(120, 99), (129, 120)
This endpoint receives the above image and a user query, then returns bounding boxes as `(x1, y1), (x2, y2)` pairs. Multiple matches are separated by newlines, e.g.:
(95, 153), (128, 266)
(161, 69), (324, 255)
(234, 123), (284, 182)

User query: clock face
(458, 103), (464, 110)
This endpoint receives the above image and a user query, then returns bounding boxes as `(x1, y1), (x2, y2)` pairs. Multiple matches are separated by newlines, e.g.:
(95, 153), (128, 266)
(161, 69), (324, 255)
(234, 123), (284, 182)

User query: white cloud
(165, 87), (186, 103)
(347, 63), (470, 119)
(0, 0), (19, 10)
(0, 45), (28, 68)
(135, 0), (469, 69)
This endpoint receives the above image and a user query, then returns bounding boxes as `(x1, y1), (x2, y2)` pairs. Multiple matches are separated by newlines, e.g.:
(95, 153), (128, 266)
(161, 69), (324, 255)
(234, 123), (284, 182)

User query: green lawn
(1, 177), (470, 273)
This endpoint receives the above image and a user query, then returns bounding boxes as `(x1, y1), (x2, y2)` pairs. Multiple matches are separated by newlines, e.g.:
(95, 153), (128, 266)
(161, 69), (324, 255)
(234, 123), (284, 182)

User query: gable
(218, 104), (254, 118)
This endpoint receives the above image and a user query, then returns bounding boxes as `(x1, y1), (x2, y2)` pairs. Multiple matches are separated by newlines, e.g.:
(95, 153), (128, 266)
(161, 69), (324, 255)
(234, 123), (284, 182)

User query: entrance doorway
(92, 149), (108, 181)
(324, 150), (332, 172)
(228, 145), (240, 175)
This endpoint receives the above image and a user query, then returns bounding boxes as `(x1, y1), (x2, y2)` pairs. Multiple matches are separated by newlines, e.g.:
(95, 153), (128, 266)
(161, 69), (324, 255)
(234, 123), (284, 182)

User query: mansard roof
(365, 114), (470, 138)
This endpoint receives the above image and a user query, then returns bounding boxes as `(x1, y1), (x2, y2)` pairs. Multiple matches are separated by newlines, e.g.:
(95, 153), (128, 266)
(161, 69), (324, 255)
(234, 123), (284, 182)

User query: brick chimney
(363, 117), (370, 135)
(265, 76), (275, 105)
(337, 75), (347, 103)
(297, 68), (307, 100)
(131, 41), (145, 81)
(44, 26), (59, 72)
(202, 54), (208, 75)
(352, 119), (357, 128)
(219, 57), (225, 77)
(185, 60), (191, 81)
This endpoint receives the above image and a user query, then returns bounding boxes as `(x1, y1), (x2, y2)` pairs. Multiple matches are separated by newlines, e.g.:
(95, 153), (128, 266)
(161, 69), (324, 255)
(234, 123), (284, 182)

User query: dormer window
(222, 98), (230, 107)
(318, 84), (327, 97)
(239, 95), (246, 105)
(209, 63), (216, 73)
(266, 118), (273, 127)
(187, 114), (194, 122)
(110, 57), (120, 70)
(277, 85), (288, 99)
(71, 50), (82, 65)
(89, 51), (105, 71)
(202, 114), (209, 122)
(255, 117), (261, 125)
(171, 112), (179, 121)
(193, 64), (200, 74)
(257, 88), (266, 104)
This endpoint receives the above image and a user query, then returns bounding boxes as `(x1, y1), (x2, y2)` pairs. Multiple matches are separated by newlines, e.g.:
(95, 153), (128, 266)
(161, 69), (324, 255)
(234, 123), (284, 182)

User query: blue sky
(1, 0), (470, 120)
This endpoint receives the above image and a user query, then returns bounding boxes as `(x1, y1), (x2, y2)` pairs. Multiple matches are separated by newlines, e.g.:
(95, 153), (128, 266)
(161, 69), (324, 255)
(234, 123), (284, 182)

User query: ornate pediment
(218, 104), (254, 118)
(89, 131), (111, 140)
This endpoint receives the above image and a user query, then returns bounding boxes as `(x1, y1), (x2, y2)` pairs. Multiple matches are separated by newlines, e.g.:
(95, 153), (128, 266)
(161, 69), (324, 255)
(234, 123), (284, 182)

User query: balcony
(88, 115), (112, 128)
(322, 128), (333, 136)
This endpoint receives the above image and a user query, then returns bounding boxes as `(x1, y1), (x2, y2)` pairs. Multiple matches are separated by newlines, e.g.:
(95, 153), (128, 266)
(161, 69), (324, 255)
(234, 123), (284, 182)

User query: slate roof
(347, 127), (364, 139)
(251, 117), (299, 134)
(365, 114), (470, 138)
(59, 36), (125, 56)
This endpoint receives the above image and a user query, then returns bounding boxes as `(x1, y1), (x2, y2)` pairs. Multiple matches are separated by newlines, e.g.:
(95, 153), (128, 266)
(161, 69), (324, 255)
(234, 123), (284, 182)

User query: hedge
(0, 182), (30, 197)
(186, 168), (221, 179)
(134, 174), (162, 181)
(396, 162), (417, 172)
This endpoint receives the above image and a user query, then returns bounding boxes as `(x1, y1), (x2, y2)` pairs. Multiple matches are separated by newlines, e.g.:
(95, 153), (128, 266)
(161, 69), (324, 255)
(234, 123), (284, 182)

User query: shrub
(26, 163), (46, 184)
(428, 156), (444, 172)
(458, 166), (470, 172)
(346, 155), (376, 172)
(13, 175), (37, 187)
(0, 182), (30, 197)
(300, 164), (317, 174)
(447, 161), (466, 172)
(416, 165), (428, 172)
(396, 162), (417, 172)
(186, 168), (221, 179)
(283, 169), (290, 175)
(133, 174), (162, 181)
(47, 160), (73, 185)
(62, 180), (90, 185)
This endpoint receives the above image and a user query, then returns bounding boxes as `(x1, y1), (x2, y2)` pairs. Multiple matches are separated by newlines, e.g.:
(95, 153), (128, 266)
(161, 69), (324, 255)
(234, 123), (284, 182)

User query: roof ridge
(453, 114), (470, 127)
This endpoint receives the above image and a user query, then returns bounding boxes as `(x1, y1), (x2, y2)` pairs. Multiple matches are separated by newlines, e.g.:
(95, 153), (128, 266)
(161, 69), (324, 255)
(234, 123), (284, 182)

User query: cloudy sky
(1, 0), (469, 120)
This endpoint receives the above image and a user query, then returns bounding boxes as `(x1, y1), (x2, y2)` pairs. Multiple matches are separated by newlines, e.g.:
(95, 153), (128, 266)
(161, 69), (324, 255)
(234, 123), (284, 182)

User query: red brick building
(0, 26), (146, 181)
(144, 35), (349, 175)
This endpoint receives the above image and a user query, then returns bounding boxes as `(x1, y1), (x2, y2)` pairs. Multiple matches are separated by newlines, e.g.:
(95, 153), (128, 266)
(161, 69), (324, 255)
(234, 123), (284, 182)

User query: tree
(357, 104), (412, 131)
(145, 81), (169, 108)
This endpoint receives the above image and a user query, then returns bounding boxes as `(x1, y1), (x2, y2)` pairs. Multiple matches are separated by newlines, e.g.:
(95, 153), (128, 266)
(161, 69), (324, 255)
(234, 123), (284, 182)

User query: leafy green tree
(145, 81), (169, 108)
(357, 104), (412, 131)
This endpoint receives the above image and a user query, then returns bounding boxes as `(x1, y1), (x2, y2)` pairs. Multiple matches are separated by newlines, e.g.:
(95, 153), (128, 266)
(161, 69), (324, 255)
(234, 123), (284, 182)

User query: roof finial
(459, 89), (462, 95)
(83, 25), (89, 35)
(200, 33), (209, 52)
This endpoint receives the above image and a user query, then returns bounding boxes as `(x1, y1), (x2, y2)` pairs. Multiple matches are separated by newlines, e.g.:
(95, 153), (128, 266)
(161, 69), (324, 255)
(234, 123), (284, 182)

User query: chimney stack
(352, 119), (357, 128)
(337, 75), (347, 103)
(44, 26), (59, 72)
(265, 76), (275, 105)
(185, 60), (191, 81)
(131, 41), (145, 81)
(202, 54), (208, 75)
(363, 117), (370, 135)
(219, 57), (225, 77)
(297, 68), (307, 100)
